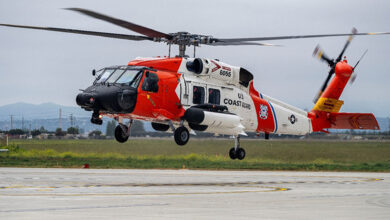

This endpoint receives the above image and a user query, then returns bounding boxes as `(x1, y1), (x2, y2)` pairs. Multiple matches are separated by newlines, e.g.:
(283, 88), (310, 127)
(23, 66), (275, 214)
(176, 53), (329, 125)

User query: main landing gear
(169, 121), (190, 146)
(174, 126), (190, 145)
(114, 119), (133, 143)
(229, 135), (246, 160)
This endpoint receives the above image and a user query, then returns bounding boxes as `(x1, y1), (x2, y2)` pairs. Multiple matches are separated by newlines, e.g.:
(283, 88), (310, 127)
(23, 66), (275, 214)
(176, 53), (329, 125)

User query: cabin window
(239, 68), (254, 87)
(193, 86), (205, 104)
(208, 88), (220, 105)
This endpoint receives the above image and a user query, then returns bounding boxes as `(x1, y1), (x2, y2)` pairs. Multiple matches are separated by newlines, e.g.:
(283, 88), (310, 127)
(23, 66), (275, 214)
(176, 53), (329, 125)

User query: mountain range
(0, 102), (90, 121)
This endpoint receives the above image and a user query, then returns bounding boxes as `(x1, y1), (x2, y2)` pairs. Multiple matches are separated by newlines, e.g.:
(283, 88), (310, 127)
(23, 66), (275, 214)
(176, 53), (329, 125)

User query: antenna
(353, 49), (368, 69)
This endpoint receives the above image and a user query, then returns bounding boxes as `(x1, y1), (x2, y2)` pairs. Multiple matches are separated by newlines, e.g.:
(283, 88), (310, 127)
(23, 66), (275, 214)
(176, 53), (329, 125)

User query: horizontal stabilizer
(329, 113), (380, 130)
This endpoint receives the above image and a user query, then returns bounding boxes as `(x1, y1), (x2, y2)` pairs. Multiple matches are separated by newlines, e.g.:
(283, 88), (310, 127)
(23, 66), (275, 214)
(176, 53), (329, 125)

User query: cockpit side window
(141, 72), (159, 93)
(129, 71), (143, 88)
(193, 86), (205, 104)
(96, 69), (114, 83)
(116, 69), (142, 84)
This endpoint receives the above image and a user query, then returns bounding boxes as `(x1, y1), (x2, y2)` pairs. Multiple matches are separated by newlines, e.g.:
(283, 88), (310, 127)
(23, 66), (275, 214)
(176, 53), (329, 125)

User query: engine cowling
(186, 58), (204, 74)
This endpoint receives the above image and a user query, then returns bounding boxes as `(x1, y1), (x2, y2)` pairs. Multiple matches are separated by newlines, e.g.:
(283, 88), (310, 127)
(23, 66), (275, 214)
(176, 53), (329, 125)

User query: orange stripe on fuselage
(248, 81), (276, 133)
(128, 57), (183, 72)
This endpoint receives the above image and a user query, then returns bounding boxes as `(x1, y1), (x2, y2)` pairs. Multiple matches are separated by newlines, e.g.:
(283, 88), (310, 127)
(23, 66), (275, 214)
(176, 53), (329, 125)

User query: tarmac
(0, 168), (389, 219)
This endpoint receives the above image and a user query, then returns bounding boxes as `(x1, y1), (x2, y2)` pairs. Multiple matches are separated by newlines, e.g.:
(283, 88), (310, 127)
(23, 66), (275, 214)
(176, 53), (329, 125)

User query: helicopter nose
(76, 86), (138, 113)
(76, 92), (95, 109)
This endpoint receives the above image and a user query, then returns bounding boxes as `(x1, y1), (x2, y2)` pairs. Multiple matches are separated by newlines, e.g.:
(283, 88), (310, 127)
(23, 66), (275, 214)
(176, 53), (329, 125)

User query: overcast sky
(0, 0), (389, 116)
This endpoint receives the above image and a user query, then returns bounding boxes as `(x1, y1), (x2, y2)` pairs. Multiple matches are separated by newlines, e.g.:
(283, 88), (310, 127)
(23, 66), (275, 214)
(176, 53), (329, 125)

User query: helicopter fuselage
(77, 57), (312, 137)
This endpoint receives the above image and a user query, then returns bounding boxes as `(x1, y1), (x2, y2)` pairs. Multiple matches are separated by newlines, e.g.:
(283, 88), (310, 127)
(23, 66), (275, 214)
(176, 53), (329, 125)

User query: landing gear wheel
(115, 125), (129, 143)
(237, 148), (246, 160)
(174, 126), (189, 146)
(229, 147), (237, 160)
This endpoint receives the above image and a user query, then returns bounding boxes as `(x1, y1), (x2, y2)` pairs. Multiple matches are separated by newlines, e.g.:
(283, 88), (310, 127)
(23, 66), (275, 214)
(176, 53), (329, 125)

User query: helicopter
(1, 8), (389, 160)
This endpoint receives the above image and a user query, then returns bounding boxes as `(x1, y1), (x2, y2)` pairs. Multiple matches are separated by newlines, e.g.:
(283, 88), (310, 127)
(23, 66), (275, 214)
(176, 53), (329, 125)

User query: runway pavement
(0, 168), (389, 219)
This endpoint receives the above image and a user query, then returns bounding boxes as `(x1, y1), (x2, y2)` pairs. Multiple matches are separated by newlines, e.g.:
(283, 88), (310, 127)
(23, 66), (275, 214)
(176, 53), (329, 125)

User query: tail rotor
(312, 28), (357, 103)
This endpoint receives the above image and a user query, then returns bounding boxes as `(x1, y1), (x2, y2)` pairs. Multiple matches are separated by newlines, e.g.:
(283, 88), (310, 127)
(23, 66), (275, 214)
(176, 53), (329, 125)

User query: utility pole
(70, 114), (74, 127)
(22, 116), (24, 130)
(388, 117), (390, 135)
(9, 115), (13, 130)
(59, 108), (62, 129)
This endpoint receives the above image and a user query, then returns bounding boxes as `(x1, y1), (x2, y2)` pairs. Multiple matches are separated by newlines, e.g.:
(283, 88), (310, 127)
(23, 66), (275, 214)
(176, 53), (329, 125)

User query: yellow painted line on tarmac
(36, 189), (53, 192)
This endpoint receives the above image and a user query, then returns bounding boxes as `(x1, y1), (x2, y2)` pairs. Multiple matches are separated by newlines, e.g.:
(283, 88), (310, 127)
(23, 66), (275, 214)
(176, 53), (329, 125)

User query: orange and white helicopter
(1, 8), (389, 160)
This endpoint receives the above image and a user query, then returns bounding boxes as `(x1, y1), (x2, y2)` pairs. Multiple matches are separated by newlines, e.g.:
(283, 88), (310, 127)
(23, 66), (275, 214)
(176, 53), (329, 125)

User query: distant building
(0, 133), (8, 146)
(36, 133), (49, 140)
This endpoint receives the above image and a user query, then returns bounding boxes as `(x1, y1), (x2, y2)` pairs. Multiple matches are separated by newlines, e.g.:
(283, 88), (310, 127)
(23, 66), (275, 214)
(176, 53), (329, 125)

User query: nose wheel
(114, 119), (133, 143)
(114, 124), (129, 143)
(229, 136), (246, 160)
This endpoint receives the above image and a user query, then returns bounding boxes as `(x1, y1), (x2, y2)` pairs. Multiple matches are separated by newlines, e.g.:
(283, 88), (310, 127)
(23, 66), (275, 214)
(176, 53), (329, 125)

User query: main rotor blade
(216, 31), (390, 43)
(66, 8), (171, 39)
(209, 41), (280, 46)
(0, 23), (153, 41)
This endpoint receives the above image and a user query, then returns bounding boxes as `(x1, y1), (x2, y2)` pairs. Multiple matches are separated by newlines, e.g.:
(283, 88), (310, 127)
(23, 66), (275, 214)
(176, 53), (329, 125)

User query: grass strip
(1, 147), (389, 171)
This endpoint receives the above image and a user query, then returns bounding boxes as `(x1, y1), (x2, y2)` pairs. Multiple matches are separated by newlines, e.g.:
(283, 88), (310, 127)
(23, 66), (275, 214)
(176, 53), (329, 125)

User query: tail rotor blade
(336, 27), (357, 62)
(313, 90), (323, 104)
(349, 73), (357, 85)
(313, 68), (335, 104)
(313, 45), (334, 66)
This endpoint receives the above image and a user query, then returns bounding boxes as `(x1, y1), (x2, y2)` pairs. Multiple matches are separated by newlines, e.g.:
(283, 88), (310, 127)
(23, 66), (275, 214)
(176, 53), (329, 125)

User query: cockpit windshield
(94, 66), (144, 88)
(96, 69), (114, 83)
(105, 69), (125, 83)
